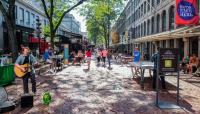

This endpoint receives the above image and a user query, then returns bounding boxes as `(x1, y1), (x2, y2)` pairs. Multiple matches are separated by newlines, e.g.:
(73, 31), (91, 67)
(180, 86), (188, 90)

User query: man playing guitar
(15, 47), (38, 94)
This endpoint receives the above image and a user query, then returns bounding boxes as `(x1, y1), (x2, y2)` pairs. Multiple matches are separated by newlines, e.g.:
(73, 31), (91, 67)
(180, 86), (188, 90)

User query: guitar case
(21, 94), (33, 108)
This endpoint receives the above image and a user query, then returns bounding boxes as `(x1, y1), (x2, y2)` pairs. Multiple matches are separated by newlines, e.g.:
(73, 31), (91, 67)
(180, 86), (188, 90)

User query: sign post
(156, 48), (180, 109)
(64, 44), (69, 65)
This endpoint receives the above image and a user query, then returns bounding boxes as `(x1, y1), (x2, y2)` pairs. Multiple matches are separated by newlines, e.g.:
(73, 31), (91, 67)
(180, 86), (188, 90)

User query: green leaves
(79, 0), (124, 46)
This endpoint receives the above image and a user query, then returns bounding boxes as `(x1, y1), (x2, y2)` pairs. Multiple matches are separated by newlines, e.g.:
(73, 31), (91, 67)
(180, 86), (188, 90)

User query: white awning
(132, 25), (200, 43)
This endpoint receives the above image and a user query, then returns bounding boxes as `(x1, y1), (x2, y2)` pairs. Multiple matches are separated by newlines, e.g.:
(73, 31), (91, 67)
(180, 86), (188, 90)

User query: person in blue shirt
(151, 47), (166, 90)
(43, 49), (52, 64)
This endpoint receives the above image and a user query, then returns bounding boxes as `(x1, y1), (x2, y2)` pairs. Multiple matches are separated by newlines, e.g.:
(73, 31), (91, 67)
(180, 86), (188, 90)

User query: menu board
(159, 48), (179, 73)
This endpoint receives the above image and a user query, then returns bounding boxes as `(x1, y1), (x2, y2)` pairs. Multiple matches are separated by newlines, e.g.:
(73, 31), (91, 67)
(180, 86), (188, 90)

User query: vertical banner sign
(64, 44), (69, 65)
(176, 0), (199, 25)
(133, 51), (140, 62)
(159, 48), (179, 73)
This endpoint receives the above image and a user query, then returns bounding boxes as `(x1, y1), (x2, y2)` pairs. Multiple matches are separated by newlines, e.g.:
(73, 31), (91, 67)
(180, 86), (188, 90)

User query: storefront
(3, 22), (34, 53)
(133, 25), (200, 60)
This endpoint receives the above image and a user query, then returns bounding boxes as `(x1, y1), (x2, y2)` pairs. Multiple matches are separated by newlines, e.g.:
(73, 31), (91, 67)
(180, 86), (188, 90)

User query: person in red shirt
(102, 49), (108, 66)
(85, 49), (91, 70)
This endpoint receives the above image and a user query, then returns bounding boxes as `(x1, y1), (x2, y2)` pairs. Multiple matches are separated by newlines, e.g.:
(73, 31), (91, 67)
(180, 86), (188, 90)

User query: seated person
(77, 50), (83, 64)
(181, 55), (190, 74)
(188, 54), (199, 74)
(69, 51), (76, 64)
(193, 61), (200, 77)
(43, 49), (53, 64)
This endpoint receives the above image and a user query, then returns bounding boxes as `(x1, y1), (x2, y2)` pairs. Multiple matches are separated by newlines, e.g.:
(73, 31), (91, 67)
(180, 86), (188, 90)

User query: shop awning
(132, 25), (200, 43)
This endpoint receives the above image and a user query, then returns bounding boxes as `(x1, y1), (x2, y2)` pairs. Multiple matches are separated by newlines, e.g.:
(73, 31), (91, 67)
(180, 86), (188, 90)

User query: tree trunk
(50, 32), (55, 49)
(5, 17), (18, 61)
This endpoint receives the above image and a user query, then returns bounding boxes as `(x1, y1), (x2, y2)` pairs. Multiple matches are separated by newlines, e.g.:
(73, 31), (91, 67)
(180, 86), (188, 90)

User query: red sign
(176, 0), (199, 25)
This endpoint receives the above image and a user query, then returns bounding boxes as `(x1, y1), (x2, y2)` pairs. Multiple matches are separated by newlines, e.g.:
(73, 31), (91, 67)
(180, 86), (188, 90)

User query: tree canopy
(37, 0), (86, 48)
(80, 0), (124, 48)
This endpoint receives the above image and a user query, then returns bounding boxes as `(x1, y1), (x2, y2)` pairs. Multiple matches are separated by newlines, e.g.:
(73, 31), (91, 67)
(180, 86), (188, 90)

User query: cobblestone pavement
(6, 58), (200, 114)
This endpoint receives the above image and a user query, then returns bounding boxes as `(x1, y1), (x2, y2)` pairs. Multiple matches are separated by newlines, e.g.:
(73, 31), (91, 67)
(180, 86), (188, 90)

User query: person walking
(151, 47), (166, 90)
(97, 49), (102, 65)
(85, 49), (92, 70)
(107, 49), (112, 68)
(102, 49), (108, 67)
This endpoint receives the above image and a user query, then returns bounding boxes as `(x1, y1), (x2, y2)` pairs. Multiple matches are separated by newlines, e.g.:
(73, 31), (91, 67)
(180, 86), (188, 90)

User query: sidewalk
(4, 59), (200, 114)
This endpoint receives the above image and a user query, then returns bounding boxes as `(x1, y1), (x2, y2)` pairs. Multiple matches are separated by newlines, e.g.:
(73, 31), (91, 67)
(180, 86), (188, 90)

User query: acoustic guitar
(14, 64), (31, 78)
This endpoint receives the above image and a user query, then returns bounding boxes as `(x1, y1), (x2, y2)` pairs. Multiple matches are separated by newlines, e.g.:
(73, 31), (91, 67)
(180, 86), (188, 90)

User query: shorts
(85, 57), (91, 62)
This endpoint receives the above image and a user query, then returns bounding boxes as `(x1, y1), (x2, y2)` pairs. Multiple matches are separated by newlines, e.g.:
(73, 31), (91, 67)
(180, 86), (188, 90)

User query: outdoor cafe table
(129, 61), (154, 89)
(121, 56), (134, 65)
(50, 55), (63, 72)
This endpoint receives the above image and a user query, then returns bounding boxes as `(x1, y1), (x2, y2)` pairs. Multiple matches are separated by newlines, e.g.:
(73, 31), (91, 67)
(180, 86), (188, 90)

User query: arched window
(169, 6), (175, 30)
(156, 14), (160, 33)
(144, 21), (146, 36)
(147, 20), (150, 35)
(162, 10), (167, 32)
(151, 17), (155, 34)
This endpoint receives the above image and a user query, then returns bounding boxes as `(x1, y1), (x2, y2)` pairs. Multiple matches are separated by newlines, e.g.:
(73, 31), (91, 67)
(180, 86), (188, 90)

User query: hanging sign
(176, 0), (199, 25)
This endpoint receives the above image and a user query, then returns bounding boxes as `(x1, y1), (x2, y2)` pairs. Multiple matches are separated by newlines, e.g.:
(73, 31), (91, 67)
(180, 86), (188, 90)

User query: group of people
(69, 50), (84, 65)
(181, 53), (200, 76)
(69, 49), (92, 70)
(96, 48), (112, 68)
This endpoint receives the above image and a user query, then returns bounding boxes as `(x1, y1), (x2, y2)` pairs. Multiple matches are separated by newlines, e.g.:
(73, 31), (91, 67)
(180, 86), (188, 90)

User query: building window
(139, 7), (141, 18)
(144, 21), (146, 36)
(141, 4), (144, 17)
(151, 0), (155, 9)
(141, 23), (143, 36)
(162, 10), (167, 32)
(15, 6), (17, 20)
(157, 0), (160, 5)
(147, 20), (150, 35)
(169, 6), (175, 30)
(36, 16), (39, 20)
(147, 0), (150, 12)
(138, 25), (141, 37)
(25, 11), (30, 27)
(31, 13), (35, 28)
(151, 17), (155, 34)
(19, 7), (24, 25)
(156, 14), (160, 33)
(144, 1), (146, 14)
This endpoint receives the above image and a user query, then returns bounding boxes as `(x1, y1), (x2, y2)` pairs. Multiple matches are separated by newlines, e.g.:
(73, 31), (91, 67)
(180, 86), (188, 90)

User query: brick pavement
(4, 59), (200, 114)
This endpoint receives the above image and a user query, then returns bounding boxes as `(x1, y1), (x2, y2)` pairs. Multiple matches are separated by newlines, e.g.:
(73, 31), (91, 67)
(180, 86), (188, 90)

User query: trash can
(0, 64), (15, 86)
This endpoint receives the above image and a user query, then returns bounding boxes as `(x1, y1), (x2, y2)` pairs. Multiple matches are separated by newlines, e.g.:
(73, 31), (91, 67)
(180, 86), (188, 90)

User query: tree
(38, 0), (86, 49)
(80, 0), (123, 48)
(0, 0), (18, 60)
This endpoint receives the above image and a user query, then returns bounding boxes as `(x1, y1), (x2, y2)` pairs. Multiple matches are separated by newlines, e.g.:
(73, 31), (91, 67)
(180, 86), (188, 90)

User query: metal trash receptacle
(0, 64), (15, 86)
